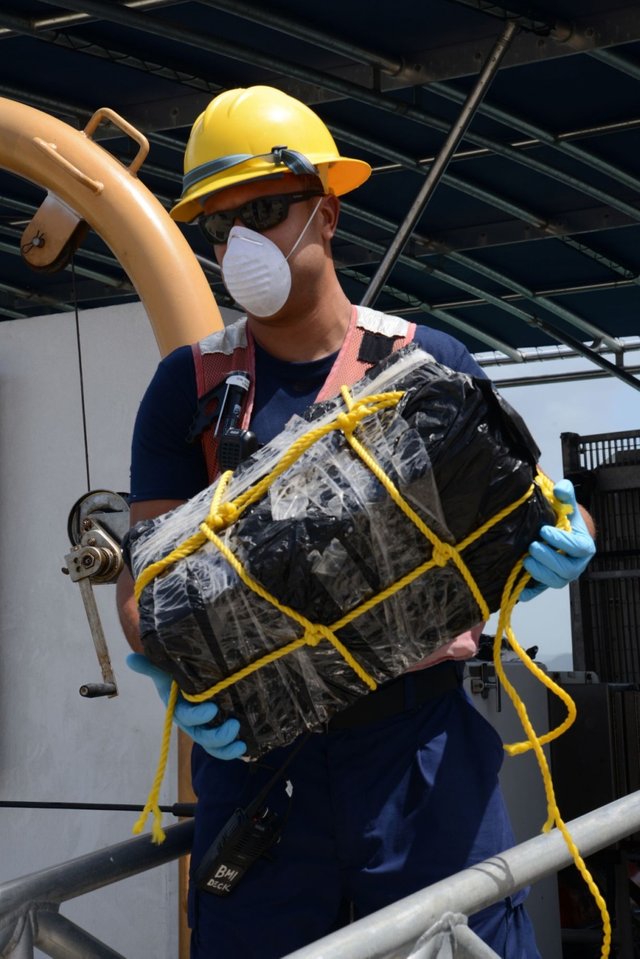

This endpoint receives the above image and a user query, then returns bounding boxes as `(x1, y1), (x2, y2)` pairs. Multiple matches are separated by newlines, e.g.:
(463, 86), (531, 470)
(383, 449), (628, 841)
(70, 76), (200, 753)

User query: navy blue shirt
(129, 324), (485, 503)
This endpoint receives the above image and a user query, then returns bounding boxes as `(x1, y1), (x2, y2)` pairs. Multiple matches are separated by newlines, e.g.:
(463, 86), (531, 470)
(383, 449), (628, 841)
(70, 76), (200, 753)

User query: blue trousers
(189, 673), (540, 958)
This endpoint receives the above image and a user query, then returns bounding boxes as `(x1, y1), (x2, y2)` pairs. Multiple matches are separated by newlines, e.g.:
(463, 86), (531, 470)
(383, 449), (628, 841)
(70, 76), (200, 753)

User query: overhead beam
(34, 0), (640, 240)
(344, 256), (640, 391)
(430, 80), (640, 198)
(388, 204), (640, 255)
(0, 1), (186, 38)
(361, 19), (518, 306)
(421, 3), (640, 80)
(339, 224), (620, 353)
(31, 0), (640, 109)
(492, 365), (640, 387)
(0, 13), (216, 132)
(432, 280), (640, 312)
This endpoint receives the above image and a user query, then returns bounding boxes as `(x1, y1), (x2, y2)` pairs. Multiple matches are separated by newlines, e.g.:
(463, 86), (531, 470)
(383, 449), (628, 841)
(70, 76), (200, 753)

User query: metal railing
(0, 821), (193, 959)
(283, 790), (640, 959)
(1, 792), (640, 958)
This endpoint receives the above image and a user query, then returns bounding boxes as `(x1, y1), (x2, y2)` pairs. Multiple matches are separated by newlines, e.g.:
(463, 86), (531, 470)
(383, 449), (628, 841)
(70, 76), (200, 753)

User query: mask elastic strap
(285, 198), (324, 262)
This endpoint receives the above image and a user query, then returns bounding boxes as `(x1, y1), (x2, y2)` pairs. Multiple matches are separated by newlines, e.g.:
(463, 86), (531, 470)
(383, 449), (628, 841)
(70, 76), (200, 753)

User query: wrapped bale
(128, 345), (555, 758)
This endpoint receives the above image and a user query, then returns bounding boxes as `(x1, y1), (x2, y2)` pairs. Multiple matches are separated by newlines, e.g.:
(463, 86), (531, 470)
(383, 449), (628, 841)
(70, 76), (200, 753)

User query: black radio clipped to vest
(187, 370), (259, 470)
(218, 425), (259, 471)
(194, 733), (309, 895)
(195, 805), (283, 896)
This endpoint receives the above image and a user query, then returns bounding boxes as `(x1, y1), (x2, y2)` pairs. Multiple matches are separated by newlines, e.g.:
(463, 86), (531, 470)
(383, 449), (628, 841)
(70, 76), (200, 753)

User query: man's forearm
(116, 566), (144, 653)
(579, 504), (596, 540)
(116, 498), (187, 654)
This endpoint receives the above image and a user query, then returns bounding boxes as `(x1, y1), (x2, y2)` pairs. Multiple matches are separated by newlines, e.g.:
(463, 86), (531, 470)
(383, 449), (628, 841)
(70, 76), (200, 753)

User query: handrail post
(34, 909), (126, 959)
(5, 913), (34, 959)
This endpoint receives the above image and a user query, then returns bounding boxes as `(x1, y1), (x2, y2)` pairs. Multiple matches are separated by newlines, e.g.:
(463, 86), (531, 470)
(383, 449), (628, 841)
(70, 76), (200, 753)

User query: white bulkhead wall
(0, 301), (198, 957)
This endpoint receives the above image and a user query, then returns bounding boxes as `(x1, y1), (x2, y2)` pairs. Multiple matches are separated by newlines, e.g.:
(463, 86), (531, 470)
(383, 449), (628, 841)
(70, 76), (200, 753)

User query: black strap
(328, 662), (461, 730)
(357, 330), (397, 365)
(246, 732), (311, 816)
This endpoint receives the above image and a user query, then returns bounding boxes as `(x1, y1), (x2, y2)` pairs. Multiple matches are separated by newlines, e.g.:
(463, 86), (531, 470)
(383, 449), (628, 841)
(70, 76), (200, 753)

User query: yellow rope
(134, 392), (406, 605)
(192, 521), (378, 697)
(181, 420), (536, 704)
(178, 482), (532, 705)
(492, 476), (611, 959)
(133, 384), (611, 956)
(132, 679), (178, 844)
(133, 468), (236, 603)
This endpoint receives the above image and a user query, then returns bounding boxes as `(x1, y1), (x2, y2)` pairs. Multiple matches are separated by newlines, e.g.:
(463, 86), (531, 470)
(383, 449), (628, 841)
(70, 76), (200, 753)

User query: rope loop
(203, 469), (237, 531)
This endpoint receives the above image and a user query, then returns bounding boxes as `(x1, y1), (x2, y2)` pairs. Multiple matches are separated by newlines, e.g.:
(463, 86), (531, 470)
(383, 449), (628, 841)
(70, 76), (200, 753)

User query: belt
(328, 661), (462, 730)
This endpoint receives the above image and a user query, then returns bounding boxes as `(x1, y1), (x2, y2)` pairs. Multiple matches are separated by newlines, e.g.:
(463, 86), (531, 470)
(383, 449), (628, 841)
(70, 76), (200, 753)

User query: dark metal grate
(573, 430), (640, 472)
(562, 430), (640, 684)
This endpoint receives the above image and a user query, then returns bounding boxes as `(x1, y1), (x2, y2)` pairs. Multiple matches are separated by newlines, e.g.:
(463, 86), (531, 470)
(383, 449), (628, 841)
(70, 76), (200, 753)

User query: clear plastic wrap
(127, 345), (555, 758)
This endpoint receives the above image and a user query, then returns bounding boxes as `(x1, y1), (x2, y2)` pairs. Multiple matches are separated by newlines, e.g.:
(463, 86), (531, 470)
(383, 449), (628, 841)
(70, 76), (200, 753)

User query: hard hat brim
(170, 155), (372, 223)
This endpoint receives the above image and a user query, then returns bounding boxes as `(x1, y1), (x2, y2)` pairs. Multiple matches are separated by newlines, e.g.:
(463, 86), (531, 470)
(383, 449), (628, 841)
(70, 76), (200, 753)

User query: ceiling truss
(0, 0), (638, 389)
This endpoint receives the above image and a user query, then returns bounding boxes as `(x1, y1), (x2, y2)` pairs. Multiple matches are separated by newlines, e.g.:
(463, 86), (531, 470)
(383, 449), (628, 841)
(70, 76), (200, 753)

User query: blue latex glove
(520, 479), (595, 602)
(127, 653), (246, 760)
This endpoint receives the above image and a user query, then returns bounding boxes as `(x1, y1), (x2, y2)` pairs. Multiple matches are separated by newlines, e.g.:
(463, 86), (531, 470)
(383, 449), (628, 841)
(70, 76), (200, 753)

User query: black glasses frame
(198, 190), (324, 245)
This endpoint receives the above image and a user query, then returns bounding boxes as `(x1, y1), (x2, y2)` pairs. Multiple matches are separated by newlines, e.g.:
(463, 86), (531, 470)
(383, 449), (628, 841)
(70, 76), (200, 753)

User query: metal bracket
(19, 192), (89, 273)
(62, 490), (130, 699)
(20, 106), (149, 274)
(467, 662), (502, 710)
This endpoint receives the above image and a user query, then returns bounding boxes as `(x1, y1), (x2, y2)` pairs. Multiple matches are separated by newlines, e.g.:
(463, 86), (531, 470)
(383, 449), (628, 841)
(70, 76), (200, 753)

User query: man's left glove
(520, 478), (595, 602)
(127, 653), (247, 760)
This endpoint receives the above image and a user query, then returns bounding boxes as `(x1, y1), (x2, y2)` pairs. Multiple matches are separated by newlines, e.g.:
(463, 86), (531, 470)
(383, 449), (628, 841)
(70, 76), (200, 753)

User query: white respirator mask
(221, 198), (323, 317)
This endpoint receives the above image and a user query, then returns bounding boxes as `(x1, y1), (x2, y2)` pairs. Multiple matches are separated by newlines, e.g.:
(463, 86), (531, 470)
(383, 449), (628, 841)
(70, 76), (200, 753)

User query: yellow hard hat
(170, 86), (372, 223)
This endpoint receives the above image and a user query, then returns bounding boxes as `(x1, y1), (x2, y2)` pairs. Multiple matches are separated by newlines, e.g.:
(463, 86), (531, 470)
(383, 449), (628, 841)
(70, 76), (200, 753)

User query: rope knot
(206, 501), (239, 531)
(432, 541), (455, 567)
(335, 411), (354, 434)
(304, 625), (327, 647)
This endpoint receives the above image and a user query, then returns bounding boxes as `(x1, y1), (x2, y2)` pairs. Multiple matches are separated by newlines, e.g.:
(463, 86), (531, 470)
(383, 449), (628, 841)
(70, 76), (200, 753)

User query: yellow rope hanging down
(132, 679), (178, 844)
(491, 473), (611, 959)
(132, 385), (610, 957)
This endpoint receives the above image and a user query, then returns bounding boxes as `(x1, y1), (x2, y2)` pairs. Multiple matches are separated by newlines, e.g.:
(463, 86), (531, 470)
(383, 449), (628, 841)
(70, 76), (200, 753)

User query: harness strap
(192, 306), (415, 483)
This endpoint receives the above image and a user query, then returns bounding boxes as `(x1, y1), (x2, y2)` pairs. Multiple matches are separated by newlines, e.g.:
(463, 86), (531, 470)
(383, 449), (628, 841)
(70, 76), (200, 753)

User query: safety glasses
(198, 190), (324, 245)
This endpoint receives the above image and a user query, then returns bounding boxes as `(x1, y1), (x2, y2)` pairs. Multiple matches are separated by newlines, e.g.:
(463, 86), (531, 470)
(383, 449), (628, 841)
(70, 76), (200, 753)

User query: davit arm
(0, 97), (224, 693)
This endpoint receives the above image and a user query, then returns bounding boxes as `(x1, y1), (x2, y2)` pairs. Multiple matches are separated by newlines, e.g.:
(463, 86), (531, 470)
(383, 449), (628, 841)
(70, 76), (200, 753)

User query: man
(117, 86), (595, 958)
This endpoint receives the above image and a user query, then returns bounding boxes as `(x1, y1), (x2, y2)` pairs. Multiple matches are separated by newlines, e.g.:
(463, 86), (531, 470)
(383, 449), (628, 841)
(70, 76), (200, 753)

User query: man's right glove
(127, 653), (246, 760)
